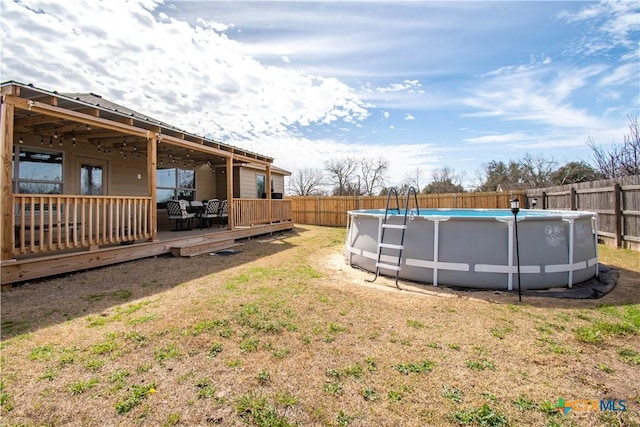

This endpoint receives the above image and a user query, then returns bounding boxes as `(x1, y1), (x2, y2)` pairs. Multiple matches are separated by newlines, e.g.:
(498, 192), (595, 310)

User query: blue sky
(1, 0), (638, 189)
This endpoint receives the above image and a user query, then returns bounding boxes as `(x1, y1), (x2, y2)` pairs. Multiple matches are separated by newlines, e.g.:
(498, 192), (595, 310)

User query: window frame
(256, 174), (266, 198)
(13, 146), (64, 195)
(156, 167), (196, 208)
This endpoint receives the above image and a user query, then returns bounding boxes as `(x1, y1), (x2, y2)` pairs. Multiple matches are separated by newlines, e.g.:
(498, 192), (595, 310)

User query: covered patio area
(1, 81), (293, 287)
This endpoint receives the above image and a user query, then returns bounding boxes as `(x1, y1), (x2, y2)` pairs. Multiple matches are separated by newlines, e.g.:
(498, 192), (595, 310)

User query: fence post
(570, 187), (577, 210)
(614, 183), (622, 248)
(542, 191), (547, 209)
(317, 196), (321, 226)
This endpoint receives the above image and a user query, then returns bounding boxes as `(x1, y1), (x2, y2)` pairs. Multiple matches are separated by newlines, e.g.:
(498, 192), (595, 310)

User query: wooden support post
(613, 183), (622, 248)
(226, 156), (234, 229)
(542, 191), (547, 210)
(570, 187), (577, 210)
(266, 164), (272, 223)
(1, 97), (15, 261)
(147, 134), (158, 241)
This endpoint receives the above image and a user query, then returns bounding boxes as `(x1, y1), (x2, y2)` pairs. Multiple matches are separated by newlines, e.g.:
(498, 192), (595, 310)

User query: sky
(1, 0), (638, 190)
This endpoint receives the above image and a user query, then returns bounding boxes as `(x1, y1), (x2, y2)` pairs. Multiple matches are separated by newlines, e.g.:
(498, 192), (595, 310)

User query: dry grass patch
(1, 226), (639, 426)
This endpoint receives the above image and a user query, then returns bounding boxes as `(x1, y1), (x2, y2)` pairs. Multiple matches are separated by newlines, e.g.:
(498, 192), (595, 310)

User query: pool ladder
(367, 187), (420, 289)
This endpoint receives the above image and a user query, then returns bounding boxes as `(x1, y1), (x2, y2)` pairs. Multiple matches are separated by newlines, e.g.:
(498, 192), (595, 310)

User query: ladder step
(382, 224), (406, 230)
(379, 243), (404, 250)
(377, 263), (401, 271)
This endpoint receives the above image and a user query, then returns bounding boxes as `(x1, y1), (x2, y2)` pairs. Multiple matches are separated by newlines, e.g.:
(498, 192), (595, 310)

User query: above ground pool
(345, 208), (599, 290)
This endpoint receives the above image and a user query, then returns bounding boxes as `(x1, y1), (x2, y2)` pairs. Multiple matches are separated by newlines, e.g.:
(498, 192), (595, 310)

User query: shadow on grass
(0, 227), (306, 341)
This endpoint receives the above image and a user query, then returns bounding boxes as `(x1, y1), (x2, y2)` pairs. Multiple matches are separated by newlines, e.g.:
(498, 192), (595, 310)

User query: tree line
(288, 115), (640, 196)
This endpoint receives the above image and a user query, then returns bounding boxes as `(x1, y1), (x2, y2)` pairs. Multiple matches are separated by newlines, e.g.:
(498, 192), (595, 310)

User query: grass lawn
(1, 225), (638, 426)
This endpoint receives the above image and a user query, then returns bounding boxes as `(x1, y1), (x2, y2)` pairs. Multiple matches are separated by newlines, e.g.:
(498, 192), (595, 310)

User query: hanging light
(40, 136), (44, 145)
(59, 136), (63, 146)
(53, 128), (58, 139)
(19, 134), (24, 144)
(72, 135), (76, 147)
(49, 136), (53, 147)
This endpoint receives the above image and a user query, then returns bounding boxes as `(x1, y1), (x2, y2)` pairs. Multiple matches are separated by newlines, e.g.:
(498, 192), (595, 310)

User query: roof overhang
(1, 80), (273, 166)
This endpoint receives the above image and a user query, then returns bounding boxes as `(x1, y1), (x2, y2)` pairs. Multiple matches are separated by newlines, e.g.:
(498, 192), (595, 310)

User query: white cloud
(404, 113), (415, 121)
(463, 133), (529, 144)
(371, 80), (423, 94)
(0, 0), (370, 143)
(599, 63), (639, 86)
(464, 61), (609, 129)
(559, 0), (640, 54)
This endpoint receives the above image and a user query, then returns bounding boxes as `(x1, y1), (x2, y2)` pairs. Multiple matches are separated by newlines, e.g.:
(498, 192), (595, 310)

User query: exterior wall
(15, 139), (286, 200)
(239, 167), (258, 198)
(272, 175), (284, 193)
(236, 166), (286, 198)
(196, 165), (216, 201)
(215, 168), (229, 199)
(16, 138), (149, 197)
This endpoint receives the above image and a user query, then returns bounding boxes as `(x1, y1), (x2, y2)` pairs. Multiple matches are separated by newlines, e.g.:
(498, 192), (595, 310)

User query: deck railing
(13, 195), (153, 255)
(233, 199), (292, 227)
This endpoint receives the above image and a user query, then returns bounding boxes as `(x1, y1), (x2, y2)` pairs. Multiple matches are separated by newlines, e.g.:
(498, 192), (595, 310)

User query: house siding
(196, 165), (216, 201)
(240, 167), (258, 198)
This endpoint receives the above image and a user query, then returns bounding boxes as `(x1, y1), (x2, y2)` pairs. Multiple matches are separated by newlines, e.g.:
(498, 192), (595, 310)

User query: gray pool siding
(345, 210), (598, 290)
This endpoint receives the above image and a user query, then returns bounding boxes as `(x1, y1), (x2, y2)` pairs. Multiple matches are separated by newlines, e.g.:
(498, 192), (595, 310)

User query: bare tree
(402, 167), (426, 193)
(325, 157), (359, 196)
(423, 167), (466, 194)
(622, 114), (640, 176)
(589, 114), (640, 178)
(288, 167), (325, 196)
(519, 153), (558, 188)
(359, 157), (389, 196)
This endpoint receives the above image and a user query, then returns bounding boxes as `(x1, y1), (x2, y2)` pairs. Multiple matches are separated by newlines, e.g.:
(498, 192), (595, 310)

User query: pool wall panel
(346, 209), (598, 290)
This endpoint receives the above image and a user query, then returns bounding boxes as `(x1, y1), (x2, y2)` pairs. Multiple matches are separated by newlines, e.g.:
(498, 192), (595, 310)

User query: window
(156, 167), (195, 208)
(14, 147), (63, 194)
(80, 164), (103, 195)
(256, 174), (265, 198)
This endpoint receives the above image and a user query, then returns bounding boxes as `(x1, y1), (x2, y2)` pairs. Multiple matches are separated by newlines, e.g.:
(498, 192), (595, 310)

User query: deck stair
(170, 236), (240, 257)
(368, 187), (420, 289)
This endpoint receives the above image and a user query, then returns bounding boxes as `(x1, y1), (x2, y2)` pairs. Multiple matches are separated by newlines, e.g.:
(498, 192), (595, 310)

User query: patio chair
(201, 199), (220, 228)
(218, 199), (229, 226)
(166, 199), (196, 230)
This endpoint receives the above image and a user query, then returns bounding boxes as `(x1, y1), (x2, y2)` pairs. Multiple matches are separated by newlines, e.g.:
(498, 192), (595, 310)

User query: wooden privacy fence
(288, 191), (525, 227)
(526, 175), (640, 249)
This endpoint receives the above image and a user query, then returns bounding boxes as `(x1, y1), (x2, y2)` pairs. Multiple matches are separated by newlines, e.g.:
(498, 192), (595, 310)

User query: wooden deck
(1, 221), (294, 288)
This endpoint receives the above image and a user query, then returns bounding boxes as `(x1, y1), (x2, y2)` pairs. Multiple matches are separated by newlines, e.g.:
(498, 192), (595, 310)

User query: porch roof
(1, 80), (273, 166)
